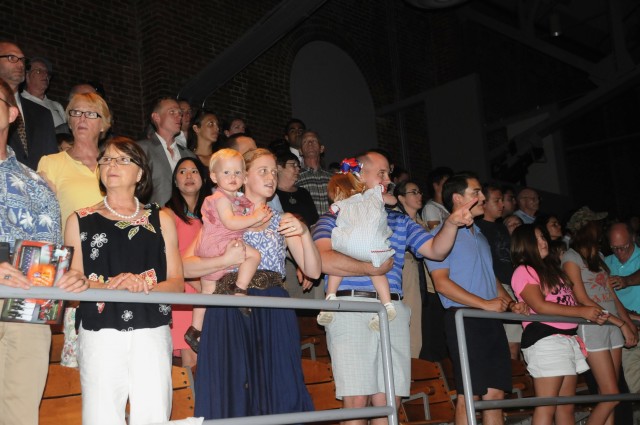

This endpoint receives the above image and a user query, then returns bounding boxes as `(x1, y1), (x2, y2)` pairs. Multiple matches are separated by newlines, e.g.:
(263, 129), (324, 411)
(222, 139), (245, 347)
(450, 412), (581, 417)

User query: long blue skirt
(194, 286), (314, 419)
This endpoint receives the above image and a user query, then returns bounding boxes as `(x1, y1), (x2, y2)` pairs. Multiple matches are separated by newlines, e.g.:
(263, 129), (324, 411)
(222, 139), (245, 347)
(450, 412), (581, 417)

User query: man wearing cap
(605, 221), (640, 392)
(21, 57), (66, 127)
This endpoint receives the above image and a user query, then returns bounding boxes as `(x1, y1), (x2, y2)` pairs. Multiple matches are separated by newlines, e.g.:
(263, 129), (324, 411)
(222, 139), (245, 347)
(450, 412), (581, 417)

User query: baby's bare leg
(370, 275), (391, 305)
(369, 275), (397, 331)
(235, 245), (261, 290)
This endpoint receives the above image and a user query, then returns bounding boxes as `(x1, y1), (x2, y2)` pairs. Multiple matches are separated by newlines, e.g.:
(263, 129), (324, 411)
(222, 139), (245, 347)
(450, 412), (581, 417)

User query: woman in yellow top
(38, 93), (111, 233)
(37, 92), (111, 367)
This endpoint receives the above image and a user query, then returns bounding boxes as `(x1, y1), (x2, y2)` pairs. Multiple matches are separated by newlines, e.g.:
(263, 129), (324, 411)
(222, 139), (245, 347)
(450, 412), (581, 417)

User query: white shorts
(325, 297), (411, 397)
(522, 334), (589, 378)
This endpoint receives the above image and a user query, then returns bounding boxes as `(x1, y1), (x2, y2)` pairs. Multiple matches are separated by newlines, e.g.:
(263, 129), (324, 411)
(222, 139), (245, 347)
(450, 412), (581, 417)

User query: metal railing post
(454, 309), (477, 425)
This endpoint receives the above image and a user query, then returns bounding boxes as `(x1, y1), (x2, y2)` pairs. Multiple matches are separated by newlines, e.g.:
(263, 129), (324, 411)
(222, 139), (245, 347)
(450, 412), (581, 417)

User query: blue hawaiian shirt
(0, 146), (61, 252)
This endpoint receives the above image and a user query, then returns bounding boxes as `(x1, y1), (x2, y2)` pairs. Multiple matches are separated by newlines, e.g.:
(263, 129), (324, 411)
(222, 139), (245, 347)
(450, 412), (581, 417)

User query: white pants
(78, 325), (173, 425)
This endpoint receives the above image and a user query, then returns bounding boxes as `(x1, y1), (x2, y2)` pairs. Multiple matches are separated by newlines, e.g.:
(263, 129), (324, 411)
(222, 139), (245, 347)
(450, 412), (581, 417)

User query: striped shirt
(313, 210), (433, 296)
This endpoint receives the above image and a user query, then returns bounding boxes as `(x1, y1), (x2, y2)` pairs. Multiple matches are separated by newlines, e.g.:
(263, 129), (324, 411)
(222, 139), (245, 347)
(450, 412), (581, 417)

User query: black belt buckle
(336, 290), (402, 301)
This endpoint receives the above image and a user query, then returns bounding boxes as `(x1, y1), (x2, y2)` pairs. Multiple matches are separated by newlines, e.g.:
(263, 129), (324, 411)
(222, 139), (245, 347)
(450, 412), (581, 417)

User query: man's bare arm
(314, 238), (392, 277)
(431, 268), (508, 312)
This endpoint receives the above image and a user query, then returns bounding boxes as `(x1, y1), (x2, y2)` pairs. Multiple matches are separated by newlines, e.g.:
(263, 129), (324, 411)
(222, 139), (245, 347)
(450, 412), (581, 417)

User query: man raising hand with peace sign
(427, 172), (528, 425)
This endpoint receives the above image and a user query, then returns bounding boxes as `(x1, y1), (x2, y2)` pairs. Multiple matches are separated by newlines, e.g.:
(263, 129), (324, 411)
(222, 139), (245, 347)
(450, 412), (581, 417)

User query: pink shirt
(511, 265), (578, 330)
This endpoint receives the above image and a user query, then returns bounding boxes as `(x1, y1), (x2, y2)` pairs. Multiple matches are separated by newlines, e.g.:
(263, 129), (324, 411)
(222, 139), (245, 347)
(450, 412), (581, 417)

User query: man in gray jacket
(138, 97), (195, 206)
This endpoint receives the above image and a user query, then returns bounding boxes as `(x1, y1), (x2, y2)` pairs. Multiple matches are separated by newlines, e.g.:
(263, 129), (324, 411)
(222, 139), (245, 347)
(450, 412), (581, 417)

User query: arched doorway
(290, 41), (377, 165)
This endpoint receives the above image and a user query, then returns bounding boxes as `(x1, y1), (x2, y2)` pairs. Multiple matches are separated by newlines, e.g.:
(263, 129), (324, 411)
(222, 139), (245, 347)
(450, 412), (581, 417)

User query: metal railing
(455, 309), (640, 425)
(0, 286), (398, 425)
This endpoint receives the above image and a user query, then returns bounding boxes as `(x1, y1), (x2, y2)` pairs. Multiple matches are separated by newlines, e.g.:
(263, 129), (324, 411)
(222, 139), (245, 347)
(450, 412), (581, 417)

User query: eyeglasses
(0, 97), (11, 107)
(610, 243), (631, 252)
(69, 109), (101, 119)
(404, 190), (422, 196)
(98, 156), (137, 166)
(0, 55), (26, 64)
(285, 162), (300, 169)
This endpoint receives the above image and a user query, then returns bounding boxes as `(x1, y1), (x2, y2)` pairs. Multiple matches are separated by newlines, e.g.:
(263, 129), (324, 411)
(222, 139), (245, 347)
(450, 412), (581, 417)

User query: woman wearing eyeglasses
(275, 151), (318, 227)
(394, 180), (443, 359)
(275, 150), (320, 298)
(37, 92), (112, 367)
(65, 136), (184, 425)
(38, 93), (111, 234)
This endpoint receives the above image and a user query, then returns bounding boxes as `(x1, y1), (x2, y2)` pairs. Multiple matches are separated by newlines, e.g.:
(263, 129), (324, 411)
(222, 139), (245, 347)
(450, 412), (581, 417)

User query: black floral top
(75, 204), (171, 331)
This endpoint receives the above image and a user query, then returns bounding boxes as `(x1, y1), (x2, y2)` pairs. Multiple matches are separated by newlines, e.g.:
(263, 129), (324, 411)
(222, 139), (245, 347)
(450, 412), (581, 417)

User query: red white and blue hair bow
(339, 158), (362, 178)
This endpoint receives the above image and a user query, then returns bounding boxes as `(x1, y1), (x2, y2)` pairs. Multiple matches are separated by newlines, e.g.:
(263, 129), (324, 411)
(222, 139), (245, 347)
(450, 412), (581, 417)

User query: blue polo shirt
(605, 246), (640, 313)
(312, 210), (432, 296)
(426, 224), (497, 309)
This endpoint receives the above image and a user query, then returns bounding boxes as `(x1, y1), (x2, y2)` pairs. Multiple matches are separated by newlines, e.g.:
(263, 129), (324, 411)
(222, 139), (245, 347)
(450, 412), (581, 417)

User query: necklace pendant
(289, 196), (297, 205)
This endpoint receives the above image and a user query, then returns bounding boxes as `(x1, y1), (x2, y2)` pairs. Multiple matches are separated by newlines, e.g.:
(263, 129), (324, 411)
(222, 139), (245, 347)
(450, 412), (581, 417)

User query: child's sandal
(184, 326), (201, 353)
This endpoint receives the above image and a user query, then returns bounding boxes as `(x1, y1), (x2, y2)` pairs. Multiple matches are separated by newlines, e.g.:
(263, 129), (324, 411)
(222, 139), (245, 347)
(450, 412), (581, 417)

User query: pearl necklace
(103, 196), (140, 220)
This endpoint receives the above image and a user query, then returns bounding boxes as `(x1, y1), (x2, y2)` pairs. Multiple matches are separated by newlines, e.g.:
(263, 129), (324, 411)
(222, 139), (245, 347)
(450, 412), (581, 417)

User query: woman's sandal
(184, 326), (201, 353)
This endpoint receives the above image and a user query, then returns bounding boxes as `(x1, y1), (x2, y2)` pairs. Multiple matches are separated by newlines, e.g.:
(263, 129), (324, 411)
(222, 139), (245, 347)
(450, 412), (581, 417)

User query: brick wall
(1, 0), (600, 190)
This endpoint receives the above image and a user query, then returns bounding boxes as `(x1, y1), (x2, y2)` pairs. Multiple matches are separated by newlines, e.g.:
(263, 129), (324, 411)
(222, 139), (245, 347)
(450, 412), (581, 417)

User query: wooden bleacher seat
(399, 358), (456, 425)
(39, 363), (82, 425)
(299, 315), (331, 363)
(170, 365), (196, 420)
(503, 358), (535, 421)
(40, 333), (195, 424)
(49, 332), (64, 363)
(301, 358), (342, 412)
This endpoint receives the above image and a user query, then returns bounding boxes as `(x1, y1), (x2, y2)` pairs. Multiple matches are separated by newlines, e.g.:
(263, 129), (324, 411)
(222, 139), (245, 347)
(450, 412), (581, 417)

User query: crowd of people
(2, 39), (640, 425)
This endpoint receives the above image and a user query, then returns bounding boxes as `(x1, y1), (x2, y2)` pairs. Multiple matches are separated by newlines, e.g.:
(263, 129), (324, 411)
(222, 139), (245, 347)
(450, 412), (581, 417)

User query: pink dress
(170, 214), (202, 351)
(194, 189), (253, 281)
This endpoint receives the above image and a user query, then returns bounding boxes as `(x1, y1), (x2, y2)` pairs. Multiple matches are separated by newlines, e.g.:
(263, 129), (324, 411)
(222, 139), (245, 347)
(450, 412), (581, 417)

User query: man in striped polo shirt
(312, 151), (475, 424)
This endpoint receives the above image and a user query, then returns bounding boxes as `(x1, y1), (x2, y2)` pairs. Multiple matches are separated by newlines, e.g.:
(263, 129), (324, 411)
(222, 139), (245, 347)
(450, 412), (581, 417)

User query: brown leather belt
(335, 290), (402, 301)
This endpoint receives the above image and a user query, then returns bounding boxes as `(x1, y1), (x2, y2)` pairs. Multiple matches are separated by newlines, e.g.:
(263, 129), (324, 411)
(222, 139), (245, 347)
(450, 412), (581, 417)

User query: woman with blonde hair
(38, 92), (111, 232)
(38, 92), (112, 367)
(185, 148), (320, 419)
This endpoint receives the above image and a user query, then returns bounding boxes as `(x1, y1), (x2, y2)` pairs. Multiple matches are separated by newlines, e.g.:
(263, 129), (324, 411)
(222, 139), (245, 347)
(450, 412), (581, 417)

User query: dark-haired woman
(163, 157), (210, 367)
(188, 109), (220, 167)
(65, 137), (184, 425)
(510, 224), (607, 425)
(561, 210), (637, 425)
(535, 213), (564, 242)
